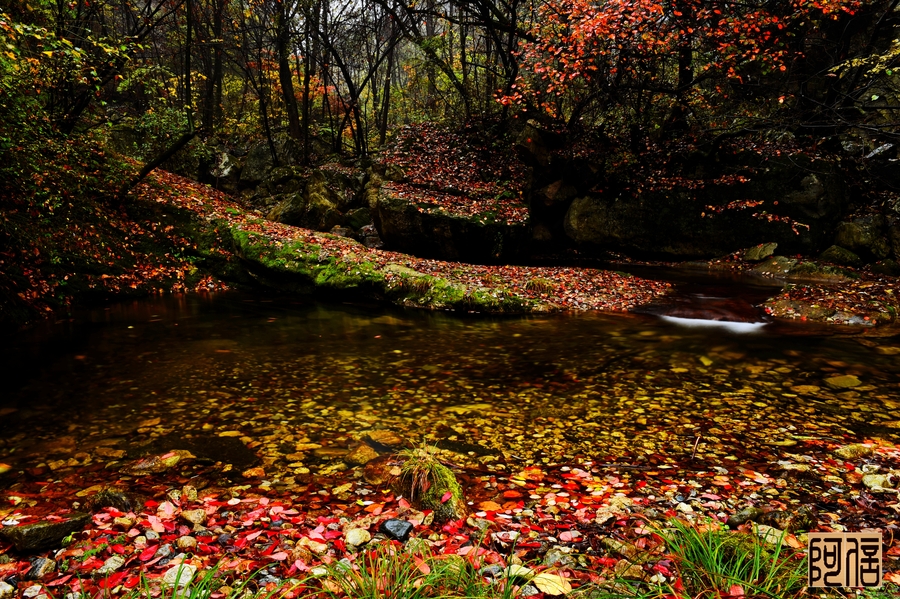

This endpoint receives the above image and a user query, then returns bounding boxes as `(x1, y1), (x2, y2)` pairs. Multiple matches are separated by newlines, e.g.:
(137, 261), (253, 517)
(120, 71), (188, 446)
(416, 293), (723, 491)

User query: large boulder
(372, 184), (529, 263)
(267, 191), (342, 231)
(833, 215), (891, 261)
(562, 155), (846, 258)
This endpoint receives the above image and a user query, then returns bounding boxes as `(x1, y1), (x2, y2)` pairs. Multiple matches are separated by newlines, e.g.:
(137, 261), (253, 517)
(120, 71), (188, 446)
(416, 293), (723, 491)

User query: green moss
(395, 445), (467, 522)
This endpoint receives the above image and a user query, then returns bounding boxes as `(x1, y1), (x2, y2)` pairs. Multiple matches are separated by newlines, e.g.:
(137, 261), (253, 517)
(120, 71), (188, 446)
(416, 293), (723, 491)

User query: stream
(2, 274), (899, 487)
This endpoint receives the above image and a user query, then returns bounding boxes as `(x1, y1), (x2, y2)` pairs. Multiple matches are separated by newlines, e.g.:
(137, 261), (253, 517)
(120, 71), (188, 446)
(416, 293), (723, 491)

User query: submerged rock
(0, 513), (90, 552)
(345, 444), (379, 466)
(824, 375), (861, 389)
(727, 507), (764, 527)
(84, 489), (141, 513)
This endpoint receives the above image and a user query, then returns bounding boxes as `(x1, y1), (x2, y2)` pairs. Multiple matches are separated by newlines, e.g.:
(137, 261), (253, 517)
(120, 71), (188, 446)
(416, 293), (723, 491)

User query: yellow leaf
(42, 50), (52, 57)
(505, 564), (534, 579)
(532, 573), (573, 596)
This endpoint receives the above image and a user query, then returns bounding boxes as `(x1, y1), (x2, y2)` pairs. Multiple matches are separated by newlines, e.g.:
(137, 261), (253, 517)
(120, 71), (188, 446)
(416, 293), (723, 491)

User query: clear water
(2, 287), (898, 489)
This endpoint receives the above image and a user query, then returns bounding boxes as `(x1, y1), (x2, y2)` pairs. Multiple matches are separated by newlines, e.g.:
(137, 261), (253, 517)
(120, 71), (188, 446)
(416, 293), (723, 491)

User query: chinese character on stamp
(809, 532), (882, 588)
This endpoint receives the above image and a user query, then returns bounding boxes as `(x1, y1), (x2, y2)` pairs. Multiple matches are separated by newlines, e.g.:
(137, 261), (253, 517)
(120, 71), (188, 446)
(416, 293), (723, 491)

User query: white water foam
(659, 315), (769, 334)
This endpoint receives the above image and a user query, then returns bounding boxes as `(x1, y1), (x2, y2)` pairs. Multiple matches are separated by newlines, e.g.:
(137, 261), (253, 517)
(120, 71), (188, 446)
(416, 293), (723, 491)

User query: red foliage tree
(501, 0), (867, 134)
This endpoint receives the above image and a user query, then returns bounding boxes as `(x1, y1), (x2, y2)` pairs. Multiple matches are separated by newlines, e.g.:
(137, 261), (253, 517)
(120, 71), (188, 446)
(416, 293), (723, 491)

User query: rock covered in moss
(0, 513), (90, 552)
(820, 245), (863, 267)
(394, 446), (467, 522)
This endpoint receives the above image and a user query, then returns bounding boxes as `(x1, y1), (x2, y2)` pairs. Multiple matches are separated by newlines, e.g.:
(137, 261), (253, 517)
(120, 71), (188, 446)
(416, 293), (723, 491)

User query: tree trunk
(277, 0), (302, 139)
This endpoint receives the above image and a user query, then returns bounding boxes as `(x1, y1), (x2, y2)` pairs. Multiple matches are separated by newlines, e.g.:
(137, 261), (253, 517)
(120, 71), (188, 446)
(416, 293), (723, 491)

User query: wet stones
(181, 509), (207, 527)
(379, 518), (414, 542)
(0, 513), (90, 552)
(26, 558), (56, 580)
(825, 375), (862, 389)
(176, 535), (198, 551)
(345, 444), (379, 466)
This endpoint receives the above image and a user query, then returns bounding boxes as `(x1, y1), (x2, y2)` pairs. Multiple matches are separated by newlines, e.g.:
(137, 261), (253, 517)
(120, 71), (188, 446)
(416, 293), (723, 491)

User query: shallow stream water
(2, 276), (899, 490)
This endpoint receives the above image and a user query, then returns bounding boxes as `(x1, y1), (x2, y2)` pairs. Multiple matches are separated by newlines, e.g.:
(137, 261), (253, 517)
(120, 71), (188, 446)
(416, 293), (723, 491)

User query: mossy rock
(393, 446), (467, 522)
(0, 513), (90, 552)
(819, 245), (863, 267)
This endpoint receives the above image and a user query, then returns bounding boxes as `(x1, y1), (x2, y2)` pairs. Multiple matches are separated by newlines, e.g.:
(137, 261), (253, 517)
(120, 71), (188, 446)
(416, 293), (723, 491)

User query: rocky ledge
(141, 171), (672, 314)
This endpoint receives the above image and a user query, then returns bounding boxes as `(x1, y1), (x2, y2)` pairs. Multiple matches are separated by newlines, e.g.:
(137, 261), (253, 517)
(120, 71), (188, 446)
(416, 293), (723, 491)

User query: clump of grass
(524, 277), (556, 295)
(395, 444), (467, 522)
(572, 520), (807, 599)
(315, 542), (521, 599)
(662, 519), (807, 598)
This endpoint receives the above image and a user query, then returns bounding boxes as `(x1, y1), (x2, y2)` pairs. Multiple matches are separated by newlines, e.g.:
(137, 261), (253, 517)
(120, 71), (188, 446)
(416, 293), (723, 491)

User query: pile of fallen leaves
(378, 122), (530, 224)
(1, 437), (899, 598)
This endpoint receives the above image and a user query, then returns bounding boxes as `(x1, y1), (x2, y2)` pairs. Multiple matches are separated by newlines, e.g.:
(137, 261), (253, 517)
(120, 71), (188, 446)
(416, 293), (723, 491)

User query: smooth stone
(96, 554), (126, 575)
(22, 586), (43, 599)
(345, 528), (371, 547)
(0, 513), (90, 552)
(163, 563), (197, 588)
(181, 509), (207, 526)
(825, 375), (861, 389)
(0, 581), (14, 599)
(378, 518), (414, 542)
(176, 536), (198, 551)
